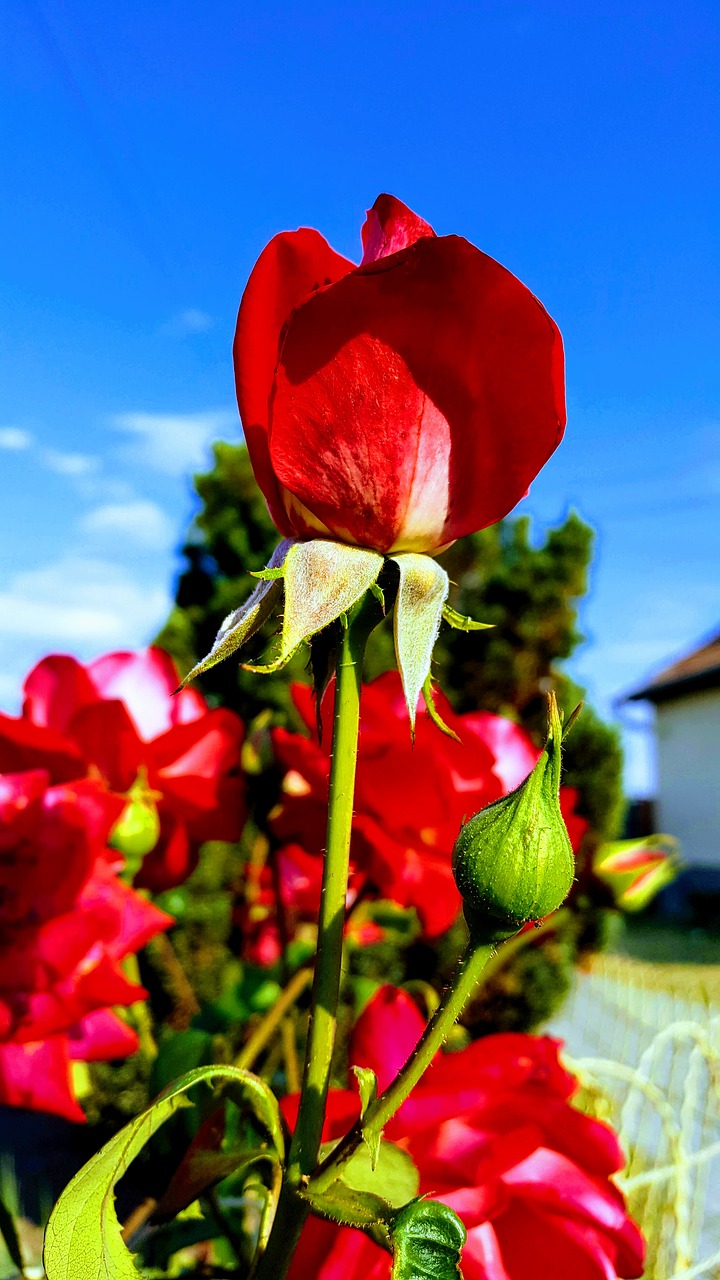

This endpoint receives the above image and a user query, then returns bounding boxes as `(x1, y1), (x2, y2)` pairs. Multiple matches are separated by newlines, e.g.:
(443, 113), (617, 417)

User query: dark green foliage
(559, 692), (625, 839)
(435, 513), (591, 716)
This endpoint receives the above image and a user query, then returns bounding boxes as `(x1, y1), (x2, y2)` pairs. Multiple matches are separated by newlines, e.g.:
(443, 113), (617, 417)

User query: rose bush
(234, 193), (565, 552)
(283, 986), (644, 1280)
(245, 672), (587, 958)
(0, 647), (246, 890)
(0, 769), (170, 1120)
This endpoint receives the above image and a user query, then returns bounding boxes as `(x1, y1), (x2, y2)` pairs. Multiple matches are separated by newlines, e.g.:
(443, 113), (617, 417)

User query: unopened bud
(109, 769), (162, 880)
(452, 694), (575, 944)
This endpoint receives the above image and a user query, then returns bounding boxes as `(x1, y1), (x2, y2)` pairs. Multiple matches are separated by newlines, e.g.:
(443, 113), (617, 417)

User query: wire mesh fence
(547, 953), (720, 1280)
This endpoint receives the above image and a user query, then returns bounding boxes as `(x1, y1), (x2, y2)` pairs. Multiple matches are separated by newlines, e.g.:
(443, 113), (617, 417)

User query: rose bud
(184, 196), (566, 725)
(234, 193), (565, 554)
(452, 694), (575, 944)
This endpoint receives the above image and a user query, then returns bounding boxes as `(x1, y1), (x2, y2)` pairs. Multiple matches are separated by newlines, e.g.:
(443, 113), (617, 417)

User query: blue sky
(1, 1), (719, 794)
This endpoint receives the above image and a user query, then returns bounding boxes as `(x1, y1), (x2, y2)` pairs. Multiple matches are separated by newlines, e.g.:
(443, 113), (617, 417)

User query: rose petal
(23, 655), (98, 735)
(361, 193), (435, 265)
(88, 647), (198, 739)
(234, 228), (354, 532)
(270, 234), (564, 552)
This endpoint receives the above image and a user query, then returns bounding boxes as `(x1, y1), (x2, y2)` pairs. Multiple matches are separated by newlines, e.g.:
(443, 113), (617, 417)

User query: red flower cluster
(0, 648), (246, 1118)
(0, 770), (170, 1121)
(235, 194), (565, 553)
(284, 987), (644, 1280)
(249, 673), (586, 958)
(0, 648), (246, 890)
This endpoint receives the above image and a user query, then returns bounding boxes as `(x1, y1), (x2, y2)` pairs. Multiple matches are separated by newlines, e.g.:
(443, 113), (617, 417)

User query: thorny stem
(310, 910), (569, 1193)
(253, 597), (376, 1279)
(310, 941), (494, 1194)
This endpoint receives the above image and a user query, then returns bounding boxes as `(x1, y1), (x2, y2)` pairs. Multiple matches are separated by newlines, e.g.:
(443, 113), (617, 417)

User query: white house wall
(655, 688), (720, 867)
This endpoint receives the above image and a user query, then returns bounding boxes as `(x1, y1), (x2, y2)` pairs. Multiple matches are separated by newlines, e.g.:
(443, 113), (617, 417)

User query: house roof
(626, 630), (720, 704)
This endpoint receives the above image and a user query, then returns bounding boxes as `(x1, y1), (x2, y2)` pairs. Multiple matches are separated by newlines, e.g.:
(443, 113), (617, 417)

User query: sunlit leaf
(44, 1065), (284, 1280)
(339, 1139), (419, 1208)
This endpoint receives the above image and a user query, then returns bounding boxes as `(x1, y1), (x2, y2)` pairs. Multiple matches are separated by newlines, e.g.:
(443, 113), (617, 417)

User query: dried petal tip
(452, 693), (575, 944)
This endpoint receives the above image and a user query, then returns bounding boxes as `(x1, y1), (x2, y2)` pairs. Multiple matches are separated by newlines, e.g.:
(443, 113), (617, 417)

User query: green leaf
(441, 604), (493, 632)
(390, 554), (449, 731)
(340, 1140), (419, 1209)
(0, 1193), (24, 1274)
(391, 1199), (466, 1279)
(44, 1065), (284, 1280)
(244, 539), (384, 673)
(182, 538), (292, 682)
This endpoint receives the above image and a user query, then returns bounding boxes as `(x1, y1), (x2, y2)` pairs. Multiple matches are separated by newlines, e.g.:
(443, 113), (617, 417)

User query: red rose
(266, 672), (586, 944)
(0, 770), (171, 1120)
(283, 987), (644, 1280)
(234, 194), (565, 553)
(0, 647), (247, 890)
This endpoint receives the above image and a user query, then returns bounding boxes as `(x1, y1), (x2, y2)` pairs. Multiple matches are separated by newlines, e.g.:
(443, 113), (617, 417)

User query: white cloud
(161, 308), (214, 336)
(0, 427), (33, 450)
(0, 555), (172, 646)
(79, 499), (176, 550)
(111, 409), (235, 477)
(41, 448), (100, 477)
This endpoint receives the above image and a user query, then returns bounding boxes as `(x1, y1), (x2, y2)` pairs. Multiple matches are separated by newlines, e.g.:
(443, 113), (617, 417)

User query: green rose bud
(108, 769), (162, 881)
(452, 693), (576, 945)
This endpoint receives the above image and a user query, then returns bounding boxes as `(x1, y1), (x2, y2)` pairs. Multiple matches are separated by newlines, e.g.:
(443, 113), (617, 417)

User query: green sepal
(369, 581), (386, 610)
(390, 1198), (466, 1278)
(442, 604), (493, 632)
(390, 554), (449, 731)
(562, 701), (584, 739)
(249, 566), (285, 580)
(44, 1065), (285, 1280)
(181, 538), (292, 684)
(243, 539), (384, 674)
(422, 674), (460, 742)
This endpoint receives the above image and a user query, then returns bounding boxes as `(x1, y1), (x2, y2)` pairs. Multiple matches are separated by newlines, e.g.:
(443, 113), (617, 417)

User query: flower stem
(309, 940), (494, 1194)
(289, 607), (371, 1177)
(310, 910), (570, 1193)
(253, 598), (376, 1279)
